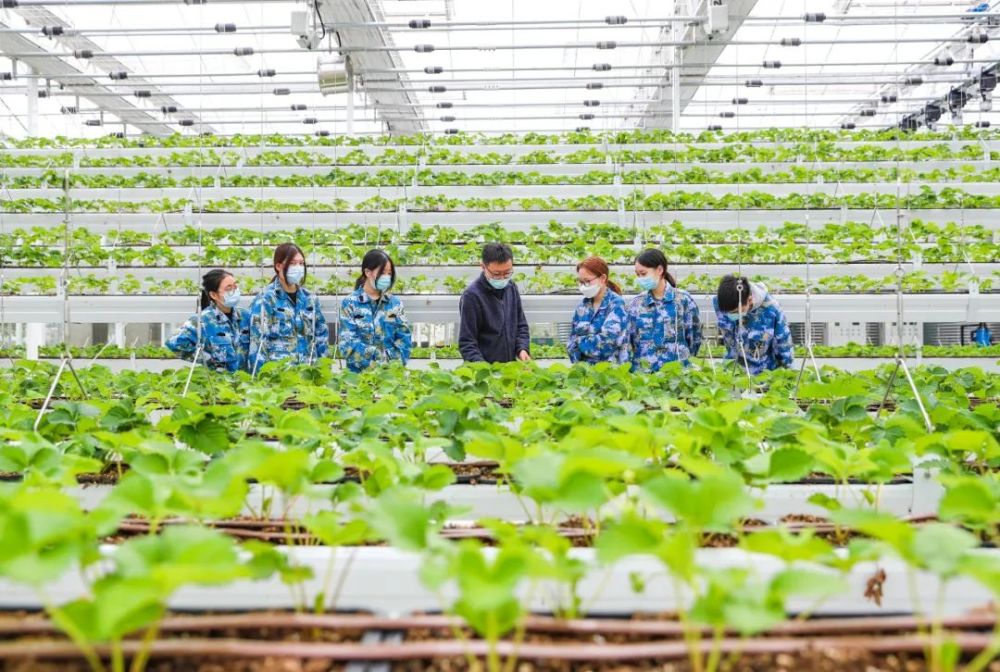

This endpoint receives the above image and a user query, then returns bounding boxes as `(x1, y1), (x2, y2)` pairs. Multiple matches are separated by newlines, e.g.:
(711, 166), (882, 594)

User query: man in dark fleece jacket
(458, 243), (531, 363)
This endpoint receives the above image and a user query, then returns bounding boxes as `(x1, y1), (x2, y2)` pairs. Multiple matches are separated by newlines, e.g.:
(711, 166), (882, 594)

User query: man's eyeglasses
(485, 269), (514, 280)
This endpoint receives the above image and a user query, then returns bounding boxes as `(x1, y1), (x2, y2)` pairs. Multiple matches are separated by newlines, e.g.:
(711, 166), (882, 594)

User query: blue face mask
(636, 276), (658, 292)
(375, 275), (392, 292)
(222, 288), (241, 309)
(487, 277), (511, 290)
(723, 305), (752, 323)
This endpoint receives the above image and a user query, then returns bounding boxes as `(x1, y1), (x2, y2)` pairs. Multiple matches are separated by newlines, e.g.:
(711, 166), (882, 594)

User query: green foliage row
(8, 165), (1000, 189)
(4, 185), (1000, 213)
(3, 127), (999, 150)
(0, 360), (998, 670)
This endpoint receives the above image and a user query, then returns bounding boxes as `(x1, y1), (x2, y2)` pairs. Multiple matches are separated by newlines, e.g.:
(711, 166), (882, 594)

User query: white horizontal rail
(1, 160), (997, 178)
(1, 138), (997, 158)
(5, 357), (997, 373)
(0, 293), (992, 324)
(4, 182), (1000, 200)
(5, 209), (1000, 231)
(3, 264), (996, 282)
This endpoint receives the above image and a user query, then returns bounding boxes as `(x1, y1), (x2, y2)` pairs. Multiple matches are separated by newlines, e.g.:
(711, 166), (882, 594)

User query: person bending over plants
(713, 274), (794, 375)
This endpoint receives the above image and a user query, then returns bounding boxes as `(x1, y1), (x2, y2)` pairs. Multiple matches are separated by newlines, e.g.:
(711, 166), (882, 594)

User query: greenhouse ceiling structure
(1, 0), (999, 137)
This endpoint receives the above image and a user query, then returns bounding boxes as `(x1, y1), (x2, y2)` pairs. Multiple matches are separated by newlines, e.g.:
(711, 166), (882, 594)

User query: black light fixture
(948, 88), (969, 123)
(924, 102), (942, 124)
(980, 68), (996, 111)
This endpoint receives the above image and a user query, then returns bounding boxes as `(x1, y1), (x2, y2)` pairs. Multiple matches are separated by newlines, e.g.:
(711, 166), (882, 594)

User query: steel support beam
(644, 0), (760, 129)
(317, 0), (426, 134)
(1, 6), (210, 136)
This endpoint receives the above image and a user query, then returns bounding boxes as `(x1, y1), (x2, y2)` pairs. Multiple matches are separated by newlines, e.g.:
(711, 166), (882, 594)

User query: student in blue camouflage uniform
(567, 256), (629, 365)
(626, 249), (702, 373)
(166, 269), (250, 373)
(713, 274), (794, 375)
(337, 249), (412, 372)
(247, 243), (329, 373)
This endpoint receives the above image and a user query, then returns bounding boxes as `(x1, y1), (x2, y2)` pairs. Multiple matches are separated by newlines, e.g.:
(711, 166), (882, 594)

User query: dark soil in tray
(0, 612), (996, 672)
(4, 660), (347, 671)
(0, 467), (127, 485)
(1, 462), (914, 488)
(391, 649), (992, 672)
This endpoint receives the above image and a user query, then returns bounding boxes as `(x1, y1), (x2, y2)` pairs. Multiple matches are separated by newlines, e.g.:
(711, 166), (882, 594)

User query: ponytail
(200, 269), (232, 310)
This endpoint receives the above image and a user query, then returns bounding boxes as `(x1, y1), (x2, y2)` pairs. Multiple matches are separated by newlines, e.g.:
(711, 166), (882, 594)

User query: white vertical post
(25, 323), (45, 360)
(671, 48), (681, 134)
(113, 323), (126, 348)
(25, 66), (38, 137)
(346, 69), (355, 134)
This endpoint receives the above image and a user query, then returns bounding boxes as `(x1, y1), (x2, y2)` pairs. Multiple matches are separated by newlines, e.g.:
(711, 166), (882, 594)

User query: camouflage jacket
(626, 287), (702, 373)
(567, 290), (630, 365)
(712, 283), (794, 375)
(337, 288), (412, 372)
(166, 305), (250, 373)
(248, 279), (329, 371)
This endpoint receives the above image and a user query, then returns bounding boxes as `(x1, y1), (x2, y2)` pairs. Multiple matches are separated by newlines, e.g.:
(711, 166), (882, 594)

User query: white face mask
(579, 281), (601, 299)
(285, 264), (305, 286)
(221, 288), (241, 308)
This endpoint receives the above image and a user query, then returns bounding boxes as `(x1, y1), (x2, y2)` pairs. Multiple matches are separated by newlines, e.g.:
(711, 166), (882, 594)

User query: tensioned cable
(802, 0), (820, 383)
(9, 72), (986, 88)
(183, 0), (208, 397)
(731, 3), (753, 392)
(0, 34), (985, 59)
(26, 94), (976, 118)
(255, 0), (267, 370)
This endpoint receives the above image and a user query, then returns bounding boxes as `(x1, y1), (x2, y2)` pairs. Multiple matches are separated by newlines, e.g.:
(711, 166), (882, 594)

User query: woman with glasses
(458, 242), (531, 363)
(566, 256), (629, 366)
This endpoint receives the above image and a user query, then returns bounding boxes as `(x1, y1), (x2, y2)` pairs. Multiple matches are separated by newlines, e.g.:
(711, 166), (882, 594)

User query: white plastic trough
(0, 545), (992, 618)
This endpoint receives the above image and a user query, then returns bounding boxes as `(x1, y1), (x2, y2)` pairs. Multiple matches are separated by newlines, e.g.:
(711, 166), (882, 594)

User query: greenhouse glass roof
(0, 0), (997, 137)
